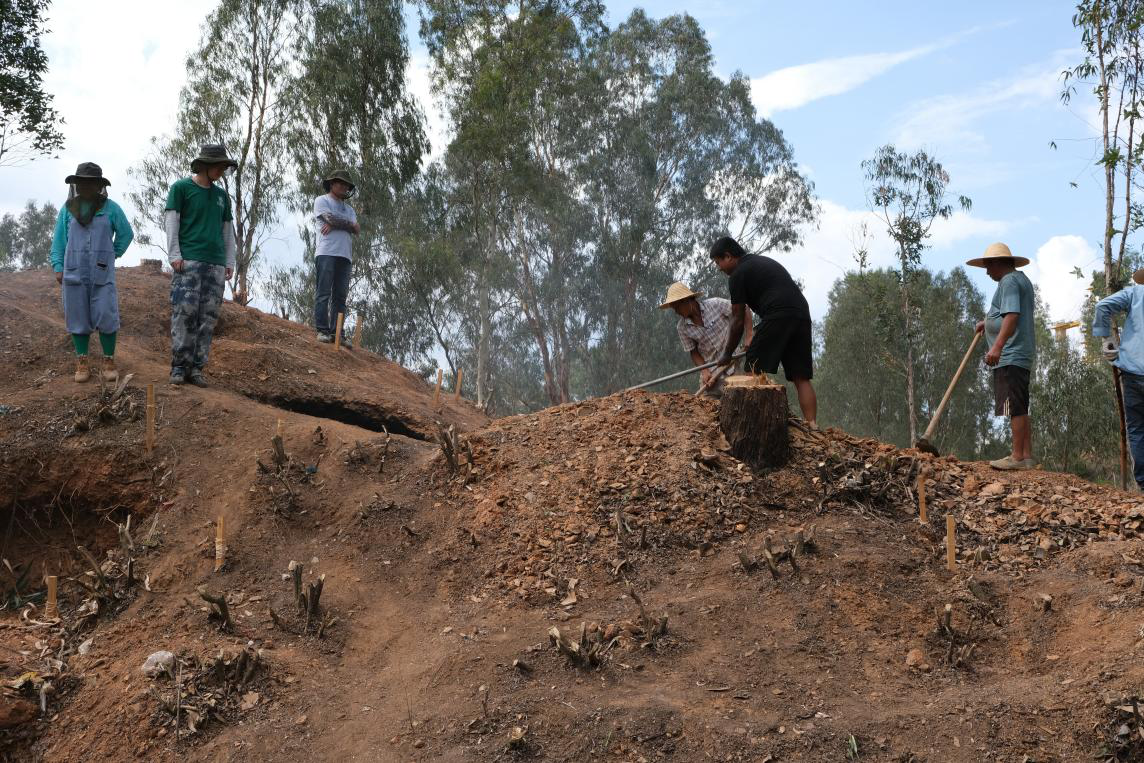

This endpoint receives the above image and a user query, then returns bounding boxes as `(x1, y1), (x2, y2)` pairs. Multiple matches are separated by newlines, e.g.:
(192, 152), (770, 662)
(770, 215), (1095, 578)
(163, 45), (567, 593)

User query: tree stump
(719, 384), (789, 469)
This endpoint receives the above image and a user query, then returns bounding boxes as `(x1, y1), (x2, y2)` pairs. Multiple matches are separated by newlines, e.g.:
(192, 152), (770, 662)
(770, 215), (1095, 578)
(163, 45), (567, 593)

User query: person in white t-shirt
(313, 170), (359, 343)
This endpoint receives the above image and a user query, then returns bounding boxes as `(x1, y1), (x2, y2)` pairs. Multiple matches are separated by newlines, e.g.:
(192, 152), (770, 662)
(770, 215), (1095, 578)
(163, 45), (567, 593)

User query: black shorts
(743, 317), (813, 381)
(993, 365), (1030, 417)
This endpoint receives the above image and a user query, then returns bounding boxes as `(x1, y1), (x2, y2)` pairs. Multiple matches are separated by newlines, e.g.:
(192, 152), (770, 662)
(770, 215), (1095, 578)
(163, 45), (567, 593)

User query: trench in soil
(246, 393), (427, 441)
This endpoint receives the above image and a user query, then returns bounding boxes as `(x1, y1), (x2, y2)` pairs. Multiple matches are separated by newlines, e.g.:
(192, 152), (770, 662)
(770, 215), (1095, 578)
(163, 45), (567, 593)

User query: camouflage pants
(170, 260), (225, 372)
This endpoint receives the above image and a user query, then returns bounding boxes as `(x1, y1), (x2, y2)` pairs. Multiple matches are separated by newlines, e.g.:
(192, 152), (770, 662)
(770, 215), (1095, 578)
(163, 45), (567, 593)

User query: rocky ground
(0, 265), (1143, 761)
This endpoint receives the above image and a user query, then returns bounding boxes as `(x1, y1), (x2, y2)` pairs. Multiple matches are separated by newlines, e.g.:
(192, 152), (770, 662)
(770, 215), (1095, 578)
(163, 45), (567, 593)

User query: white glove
(1103, 339), (1120, 362)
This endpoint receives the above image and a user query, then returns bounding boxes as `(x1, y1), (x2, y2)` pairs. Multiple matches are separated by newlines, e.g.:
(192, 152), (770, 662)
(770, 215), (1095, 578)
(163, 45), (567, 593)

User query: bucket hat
(658, 281), (702, 309)
(65, 162), (110, 186)
(190, 144), (238, 172)
(322, 169), (357, 192)
(965, 242), (1030, 269)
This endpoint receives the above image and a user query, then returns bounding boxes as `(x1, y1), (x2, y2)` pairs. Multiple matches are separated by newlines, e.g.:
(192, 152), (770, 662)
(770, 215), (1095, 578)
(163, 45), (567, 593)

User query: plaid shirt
(677, 298), (732, 363)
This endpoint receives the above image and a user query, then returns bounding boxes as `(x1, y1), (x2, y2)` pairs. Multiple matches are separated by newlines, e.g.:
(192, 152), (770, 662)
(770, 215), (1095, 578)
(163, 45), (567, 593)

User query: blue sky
(2, 0), (1107, 326)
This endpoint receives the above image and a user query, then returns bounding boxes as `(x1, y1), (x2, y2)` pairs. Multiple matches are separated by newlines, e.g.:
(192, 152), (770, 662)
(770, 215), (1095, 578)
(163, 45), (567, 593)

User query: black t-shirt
(727, 253), (809, 321)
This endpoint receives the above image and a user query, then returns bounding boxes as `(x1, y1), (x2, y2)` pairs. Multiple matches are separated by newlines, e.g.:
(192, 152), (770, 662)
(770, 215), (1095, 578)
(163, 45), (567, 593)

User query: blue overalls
(61, 213), (120, 335)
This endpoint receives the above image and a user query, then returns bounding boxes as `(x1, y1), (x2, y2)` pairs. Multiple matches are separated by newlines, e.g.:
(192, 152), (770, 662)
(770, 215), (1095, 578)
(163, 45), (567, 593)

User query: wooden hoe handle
(921, 330), (983, 442)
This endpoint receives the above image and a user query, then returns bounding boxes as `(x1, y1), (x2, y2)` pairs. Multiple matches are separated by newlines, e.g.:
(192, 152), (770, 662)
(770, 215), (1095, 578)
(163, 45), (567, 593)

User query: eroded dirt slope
(0, 266), (1143, 762)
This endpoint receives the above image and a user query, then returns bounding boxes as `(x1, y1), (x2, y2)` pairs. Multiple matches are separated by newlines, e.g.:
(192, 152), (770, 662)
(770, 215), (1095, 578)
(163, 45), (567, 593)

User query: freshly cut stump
(719, 384), (789, 469)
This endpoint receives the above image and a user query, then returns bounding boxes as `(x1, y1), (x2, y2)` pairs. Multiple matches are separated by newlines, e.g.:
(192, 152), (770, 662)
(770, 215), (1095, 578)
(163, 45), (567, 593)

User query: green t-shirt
(985, 270), (1036, 370)
(164, 177), (233, 265)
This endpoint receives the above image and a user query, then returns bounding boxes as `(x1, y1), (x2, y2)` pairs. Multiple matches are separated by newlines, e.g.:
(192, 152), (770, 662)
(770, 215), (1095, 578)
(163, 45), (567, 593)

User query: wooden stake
(214, 516), (226, 573)
(45, 575), (57, 619)
(454, 369), (464, 400)
(917, 472), (927, 523)
(145, 383), (156, 455)
(433, 369), (443, 405)
(946, 515), (956, 573)
(353, 317), (363, 349)
(276, 418), (284, 438)
(334, 312), (345, 351)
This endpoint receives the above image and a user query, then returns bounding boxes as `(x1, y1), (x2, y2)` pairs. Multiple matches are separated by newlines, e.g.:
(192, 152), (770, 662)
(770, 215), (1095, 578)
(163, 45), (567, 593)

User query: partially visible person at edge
(164, 144), (237, 387)
(969, 242), (1036, 471)
(49, 162), (134, 385)
(312, 169), (359, 345)
(658, 280), (752, 396)
(709, 235), (818, 428)
(1092, 267), (1144, 489)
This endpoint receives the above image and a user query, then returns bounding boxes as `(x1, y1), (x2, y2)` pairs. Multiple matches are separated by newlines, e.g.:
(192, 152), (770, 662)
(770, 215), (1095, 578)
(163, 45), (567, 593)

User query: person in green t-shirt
(164, 144), (237, 387)
(968, 242), (1037, 471)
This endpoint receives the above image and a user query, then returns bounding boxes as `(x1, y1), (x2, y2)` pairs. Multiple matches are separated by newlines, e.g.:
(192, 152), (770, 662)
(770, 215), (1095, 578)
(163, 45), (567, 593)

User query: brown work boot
(101, 357), (118, 384)
(74, 357), (91, 383)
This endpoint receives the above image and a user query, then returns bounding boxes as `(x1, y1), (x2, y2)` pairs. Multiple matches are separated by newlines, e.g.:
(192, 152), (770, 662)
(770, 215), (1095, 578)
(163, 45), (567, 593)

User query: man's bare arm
(718, 304), (746, 364)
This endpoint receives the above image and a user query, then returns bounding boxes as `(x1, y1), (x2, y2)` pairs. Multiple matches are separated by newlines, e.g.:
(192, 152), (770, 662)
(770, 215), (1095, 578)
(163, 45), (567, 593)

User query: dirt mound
(1, 265), (1144, 761)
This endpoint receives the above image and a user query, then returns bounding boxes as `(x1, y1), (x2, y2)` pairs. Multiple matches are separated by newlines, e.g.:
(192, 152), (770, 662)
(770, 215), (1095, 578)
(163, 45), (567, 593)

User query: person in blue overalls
(49, 162), (134, 384)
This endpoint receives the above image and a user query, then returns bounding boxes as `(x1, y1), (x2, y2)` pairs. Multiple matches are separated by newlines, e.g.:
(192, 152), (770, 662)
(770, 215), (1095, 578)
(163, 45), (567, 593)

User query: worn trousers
(314, 255), (351, 335)
(170, 260), (226, 372)
(1122, 371), (1144, 489)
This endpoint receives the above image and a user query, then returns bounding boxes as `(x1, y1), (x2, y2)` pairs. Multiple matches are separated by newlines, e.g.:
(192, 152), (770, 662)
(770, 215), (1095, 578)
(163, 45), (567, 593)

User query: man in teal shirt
(969, 242), (1036, 470)
(165, 144), (237, 387)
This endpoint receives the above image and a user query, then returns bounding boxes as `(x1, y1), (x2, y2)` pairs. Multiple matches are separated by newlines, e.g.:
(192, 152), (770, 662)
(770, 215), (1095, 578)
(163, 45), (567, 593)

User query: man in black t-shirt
(711, 235), (818, 428)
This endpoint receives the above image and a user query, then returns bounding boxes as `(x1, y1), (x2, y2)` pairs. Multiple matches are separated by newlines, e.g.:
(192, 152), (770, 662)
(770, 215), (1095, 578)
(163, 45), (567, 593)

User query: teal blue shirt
(985, 270), (1036, 369)
(50, 199), (134, 272)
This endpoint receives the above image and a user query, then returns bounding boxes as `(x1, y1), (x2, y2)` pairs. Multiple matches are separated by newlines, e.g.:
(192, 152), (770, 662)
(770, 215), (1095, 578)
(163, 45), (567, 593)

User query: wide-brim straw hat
(966, 242), (1030, 268)
(322, 169), (357, 192)
(658, 281), (702, 309)
(65, 162), (110, 186)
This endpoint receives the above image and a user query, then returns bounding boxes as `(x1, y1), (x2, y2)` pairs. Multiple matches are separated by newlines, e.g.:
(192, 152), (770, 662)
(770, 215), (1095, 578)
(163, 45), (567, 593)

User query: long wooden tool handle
(921, 331), (983, 441)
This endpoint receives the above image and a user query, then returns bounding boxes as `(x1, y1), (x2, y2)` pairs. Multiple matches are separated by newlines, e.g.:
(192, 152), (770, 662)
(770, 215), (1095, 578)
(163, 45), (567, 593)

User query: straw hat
(658, 281), (702, 309)
(966, 242), (1029, 268)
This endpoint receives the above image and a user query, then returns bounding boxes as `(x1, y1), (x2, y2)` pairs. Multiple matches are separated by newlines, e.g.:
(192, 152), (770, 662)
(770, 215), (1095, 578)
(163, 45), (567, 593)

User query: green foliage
(816, 267), (991, 458)
(0, 0), (63, 165)
(861, 145), (971, 443)
(1033, 334), (1121, 481)
(0, 200), (57, 270)
(130, 0), (305, 303)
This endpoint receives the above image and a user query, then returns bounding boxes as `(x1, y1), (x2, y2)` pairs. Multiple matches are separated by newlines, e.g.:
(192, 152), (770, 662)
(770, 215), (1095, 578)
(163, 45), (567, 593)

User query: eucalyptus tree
(0, 0), (63, 166)
(816, 267), (990, 457)
(1063, 0), (1144, 291)
(0, 200), (57, 269)
(129, 0), (305, 304)
(862, 145), (971, 444)
(577, 10), (815, 393)
(286, 0), (427, 327)
(419, 0), (605, 408)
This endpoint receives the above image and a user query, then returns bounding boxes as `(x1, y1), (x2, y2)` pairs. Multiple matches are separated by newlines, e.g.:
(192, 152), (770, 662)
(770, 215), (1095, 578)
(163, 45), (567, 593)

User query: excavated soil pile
(1, 265), (1144, 762)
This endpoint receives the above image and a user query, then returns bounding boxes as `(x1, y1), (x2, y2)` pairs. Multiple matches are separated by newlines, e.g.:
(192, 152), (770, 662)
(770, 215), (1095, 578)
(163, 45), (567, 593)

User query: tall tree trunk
(903, 282), (917, 444)
(476, 261), (491, 409)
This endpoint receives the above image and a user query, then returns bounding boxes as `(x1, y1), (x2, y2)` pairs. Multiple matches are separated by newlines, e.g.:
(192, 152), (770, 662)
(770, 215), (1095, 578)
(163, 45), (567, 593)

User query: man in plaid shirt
(659, 281), (752, 394)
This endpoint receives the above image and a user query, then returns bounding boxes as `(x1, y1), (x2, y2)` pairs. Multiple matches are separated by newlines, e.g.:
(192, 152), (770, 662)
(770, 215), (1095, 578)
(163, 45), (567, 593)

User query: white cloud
(751, 46), (936, 118)
(750, 25), (998, 118)
(928, 210), (1015, 250)
(1024, 234), (1101, 323)
(774, 200), (1022, 320)
(892, 52), (1073, 153)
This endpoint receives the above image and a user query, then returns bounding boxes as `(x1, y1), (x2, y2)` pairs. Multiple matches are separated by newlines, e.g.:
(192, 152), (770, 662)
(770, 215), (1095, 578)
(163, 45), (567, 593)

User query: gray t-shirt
(985, 270), (1036, 369)
(313, 194), (357, 260)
